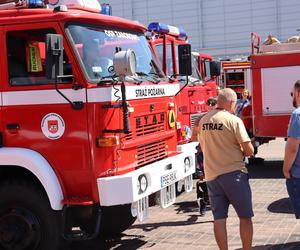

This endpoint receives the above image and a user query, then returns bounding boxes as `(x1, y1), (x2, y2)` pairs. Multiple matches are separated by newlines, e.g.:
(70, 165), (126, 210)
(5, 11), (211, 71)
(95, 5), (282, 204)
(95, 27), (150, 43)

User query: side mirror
(46, 34), (64, 80)
(210, 61), (221, 77)
(178, 44), (192, 76)
(113, 49), (136, 78)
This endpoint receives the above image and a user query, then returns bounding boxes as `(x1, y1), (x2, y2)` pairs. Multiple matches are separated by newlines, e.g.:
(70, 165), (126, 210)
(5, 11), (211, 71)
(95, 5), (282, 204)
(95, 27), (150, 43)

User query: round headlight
(138, 174), (148, 194)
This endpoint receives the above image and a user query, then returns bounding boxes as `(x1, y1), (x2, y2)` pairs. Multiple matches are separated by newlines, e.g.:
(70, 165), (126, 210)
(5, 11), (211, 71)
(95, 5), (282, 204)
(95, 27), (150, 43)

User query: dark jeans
(286, 177), (300, 219)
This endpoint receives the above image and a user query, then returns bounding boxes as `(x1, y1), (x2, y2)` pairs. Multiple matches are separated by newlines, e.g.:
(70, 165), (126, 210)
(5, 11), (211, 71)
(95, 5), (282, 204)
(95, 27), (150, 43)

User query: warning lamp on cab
(148, 22), (187, 40)
(100, 3), (112, 15)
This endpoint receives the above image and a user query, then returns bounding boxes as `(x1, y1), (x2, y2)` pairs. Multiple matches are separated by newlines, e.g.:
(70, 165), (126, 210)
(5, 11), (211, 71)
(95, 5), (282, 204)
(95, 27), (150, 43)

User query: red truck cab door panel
(0, 23), (92, 201)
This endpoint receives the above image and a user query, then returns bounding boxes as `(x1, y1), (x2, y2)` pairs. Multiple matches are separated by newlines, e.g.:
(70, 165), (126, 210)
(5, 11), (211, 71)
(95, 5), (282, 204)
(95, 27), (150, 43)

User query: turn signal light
(96, 136), (119, 147)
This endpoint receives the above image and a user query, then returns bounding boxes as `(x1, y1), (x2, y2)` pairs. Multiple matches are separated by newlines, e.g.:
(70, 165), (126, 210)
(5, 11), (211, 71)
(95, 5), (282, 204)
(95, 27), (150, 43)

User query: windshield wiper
(136, 72), (160, 84)
(125, 75), (143, 85)
(96, 75), (117, 85)
(178, 76), (201, 85)
(148, 72), (161, 84)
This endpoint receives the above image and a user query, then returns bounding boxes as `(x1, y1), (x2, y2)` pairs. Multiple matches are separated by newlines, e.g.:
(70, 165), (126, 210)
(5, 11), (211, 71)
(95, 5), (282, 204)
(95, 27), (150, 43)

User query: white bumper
(176, 141), (198, 156)
(98, 144), (197, 206)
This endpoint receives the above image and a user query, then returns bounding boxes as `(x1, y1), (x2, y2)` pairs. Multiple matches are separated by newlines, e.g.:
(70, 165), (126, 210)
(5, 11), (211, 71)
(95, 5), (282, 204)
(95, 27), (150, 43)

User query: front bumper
(98, 145), (197, 206)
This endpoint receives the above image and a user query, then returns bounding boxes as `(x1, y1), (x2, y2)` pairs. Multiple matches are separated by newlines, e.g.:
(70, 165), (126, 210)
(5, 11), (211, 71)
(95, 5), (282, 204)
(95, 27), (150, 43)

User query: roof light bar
(148, 22), (187, 40)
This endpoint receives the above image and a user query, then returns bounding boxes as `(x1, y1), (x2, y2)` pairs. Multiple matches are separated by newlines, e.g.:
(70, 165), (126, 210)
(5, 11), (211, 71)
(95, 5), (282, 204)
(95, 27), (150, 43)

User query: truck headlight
(137, 174), (148, 194)
(184, 157), (191, 173)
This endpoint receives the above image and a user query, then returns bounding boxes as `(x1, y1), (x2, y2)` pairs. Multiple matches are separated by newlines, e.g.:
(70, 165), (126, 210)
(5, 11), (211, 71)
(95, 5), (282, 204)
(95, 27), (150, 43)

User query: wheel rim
(0, 207), (41, 250)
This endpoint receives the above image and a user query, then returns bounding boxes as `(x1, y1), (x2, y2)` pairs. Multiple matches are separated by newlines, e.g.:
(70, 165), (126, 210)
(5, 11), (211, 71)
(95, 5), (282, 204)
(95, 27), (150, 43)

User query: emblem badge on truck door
(41, 113), (65, 140)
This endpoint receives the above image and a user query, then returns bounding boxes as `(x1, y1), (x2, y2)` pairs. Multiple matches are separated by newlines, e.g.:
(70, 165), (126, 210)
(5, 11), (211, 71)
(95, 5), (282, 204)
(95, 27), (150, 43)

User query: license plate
(161, 171), (177, 188)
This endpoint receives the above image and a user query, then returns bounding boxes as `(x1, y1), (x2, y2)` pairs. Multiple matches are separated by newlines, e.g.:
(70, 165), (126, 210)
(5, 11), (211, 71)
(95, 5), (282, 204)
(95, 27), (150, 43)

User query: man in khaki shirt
(198, 88), (254, 250)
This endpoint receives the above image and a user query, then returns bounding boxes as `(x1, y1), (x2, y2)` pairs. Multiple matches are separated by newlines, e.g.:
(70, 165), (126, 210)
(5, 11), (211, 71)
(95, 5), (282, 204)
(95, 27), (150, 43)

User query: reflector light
(148, 22), (187, 40)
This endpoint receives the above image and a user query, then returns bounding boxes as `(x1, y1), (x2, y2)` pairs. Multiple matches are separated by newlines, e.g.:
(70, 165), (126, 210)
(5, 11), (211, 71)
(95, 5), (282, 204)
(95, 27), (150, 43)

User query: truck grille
(190, 113), (206, 129)
(136, 140), (167, 167)
(124, 132), (133, 141)
(136, 121), (164, 136)
(124, 114), (165, 141)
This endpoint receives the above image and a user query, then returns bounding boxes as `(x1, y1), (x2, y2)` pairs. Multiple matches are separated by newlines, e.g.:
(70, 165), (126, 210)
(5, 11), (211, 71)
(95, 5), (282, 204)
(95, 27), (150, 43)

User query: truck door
(1, 23), (92, 200)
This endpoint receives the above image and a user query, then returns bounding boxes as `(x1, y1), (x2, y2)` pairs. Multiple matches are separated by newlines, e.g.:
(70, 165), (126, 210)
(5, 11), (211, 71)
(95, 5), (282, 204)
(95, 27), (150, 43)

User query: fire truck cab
(0, 1), (196, 249)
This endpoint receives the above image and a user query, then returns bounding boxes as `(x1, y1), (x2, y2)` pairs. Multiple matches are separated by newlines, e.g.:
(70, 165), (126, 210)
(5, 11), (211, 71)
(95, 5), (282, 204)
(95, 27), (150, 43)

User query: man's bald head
(217, 88), (237, 113)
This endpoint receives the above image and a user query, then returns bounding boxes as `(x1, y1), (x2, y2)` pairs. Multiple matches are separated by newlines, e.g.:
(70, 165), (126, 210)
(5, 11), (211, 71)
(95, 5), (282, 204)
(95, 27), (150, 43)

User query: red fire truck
(249, 32), (297, 141)
(0, 1), (196, 249)
(147, 23), (219, 136)
(219, 59), (251, 98)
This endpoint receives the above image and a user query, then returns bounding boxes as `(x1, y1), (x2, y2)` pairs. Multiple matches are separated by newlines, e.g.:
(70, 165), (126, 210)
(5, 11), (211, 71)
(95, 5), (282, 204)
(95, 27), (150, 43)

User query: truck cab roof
(0, 8), (147, 34)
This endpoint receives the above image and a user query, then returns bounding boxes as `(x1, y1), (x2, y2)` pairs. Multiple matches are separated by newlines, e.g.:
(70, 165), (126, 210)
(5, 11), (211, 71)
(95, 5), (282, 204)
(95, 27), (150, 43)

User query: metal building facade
(106, 0), (300, 58)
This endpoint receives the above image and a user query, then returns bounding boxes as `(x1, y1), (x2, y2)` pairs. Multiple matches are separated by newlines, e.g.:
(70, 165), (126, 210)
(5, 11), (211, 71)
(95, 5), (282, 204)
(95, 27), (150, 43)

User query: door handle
(6, 123), (20, 130)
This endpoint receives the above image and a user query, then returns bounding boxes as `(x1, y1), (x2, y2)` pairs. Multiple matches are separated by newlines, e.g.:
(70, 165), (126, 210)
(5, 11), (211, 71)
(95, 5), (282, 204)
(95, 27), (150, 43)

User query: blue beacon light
(148, 22), (169, 34)
(100, 3), (112, 15)
(148, 22), (187, 40)
(27, 0), (45, 8)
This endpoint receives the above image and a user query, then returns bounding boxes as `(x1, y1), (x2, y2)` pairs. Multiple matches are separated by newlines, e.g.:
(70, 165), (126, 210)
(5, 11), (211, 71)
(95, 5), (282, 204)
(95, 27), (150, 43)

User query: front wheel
(0, 181), (63, 250)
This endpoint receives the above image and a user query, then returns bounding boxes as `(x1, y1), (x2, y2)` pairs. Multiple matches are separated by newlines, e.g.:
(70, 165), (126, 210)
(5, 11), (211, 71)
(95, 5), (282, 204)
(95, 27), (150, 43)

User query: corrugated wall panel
(279, 0), (300, 40)
(107, 0), (300, 58)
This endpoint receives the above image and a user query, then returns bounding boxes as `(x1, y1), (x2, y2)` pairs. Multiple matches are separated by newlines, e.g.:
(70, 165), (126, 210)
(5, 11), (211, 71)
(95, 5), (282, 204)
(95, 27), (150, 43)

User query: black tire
(0, 181), (63, 250)
(99, 204), (136, 238)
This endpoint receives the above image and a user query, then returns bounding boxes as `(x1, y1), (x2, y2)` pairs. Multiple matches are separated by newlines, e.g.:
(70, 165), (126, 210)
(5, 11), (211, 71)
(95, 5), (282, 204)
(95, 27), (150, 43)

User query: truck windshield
(191, 56), (203, 83)
(154, 44), (203, 85)
(66, 24), (165, 83)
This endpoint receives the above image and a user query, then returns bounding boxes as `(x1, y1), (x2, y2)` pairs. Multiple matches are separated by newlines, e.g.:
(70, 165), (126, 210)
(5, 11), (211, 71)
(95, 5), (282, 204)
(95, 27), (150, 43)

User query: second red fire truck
(147, 22), (219, 135)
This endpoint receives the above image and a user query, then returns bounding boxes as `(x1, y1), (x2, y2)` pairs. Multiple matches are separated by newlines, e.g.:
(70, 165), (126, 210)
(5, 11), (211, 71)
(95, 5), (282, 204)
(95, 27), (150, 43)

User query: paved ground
(72, 139), (300, 250)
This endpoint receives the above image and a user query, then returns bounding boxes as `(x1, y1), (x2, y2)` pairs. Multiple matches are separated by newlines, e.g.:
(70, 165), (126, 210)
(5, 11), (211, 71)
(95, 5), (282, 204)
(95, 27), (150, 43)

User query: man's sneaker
(199, 199), (207, 216)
